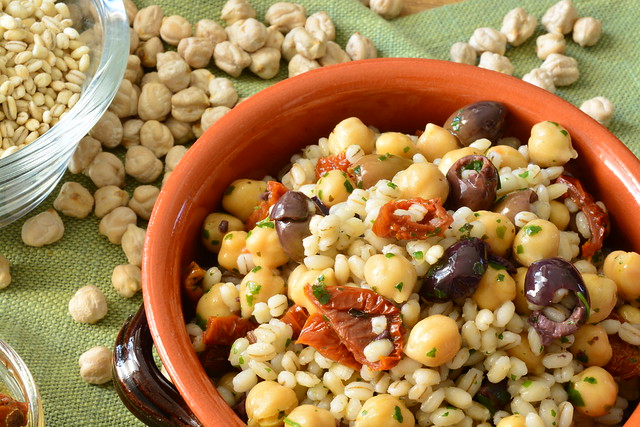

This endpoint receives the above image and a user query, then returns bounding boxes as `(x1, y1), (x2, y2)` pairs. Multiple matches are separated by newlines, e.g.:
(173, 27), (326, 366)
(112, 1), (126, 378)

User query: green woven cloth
(0, 0), (638, 425)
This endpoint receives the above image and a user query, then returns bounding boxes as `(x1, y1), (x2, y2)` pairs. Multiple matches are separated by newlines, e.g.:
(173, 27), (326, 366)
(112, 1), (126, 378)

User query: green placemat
(0, 0), (638, 425)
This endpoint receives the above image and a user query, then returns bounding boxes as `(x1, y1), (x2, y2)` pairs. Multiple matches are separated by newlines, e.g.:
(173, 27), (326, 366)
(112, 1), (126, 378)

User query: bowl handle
(113, 304), (203, 427)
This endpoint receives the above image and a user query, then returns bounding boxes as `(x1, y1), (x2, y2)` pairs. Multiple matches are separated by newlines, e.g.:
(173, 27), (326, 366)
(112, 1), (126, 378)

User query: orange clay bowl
(139, 58), (640, 426)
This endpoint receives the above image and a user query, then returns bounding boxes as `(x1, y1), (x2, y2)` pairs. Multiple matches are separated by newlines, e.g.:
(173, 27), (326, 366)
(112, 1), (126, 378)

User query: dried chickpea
(416, 123), (461, 162)
(140, 71), (161, 87)
(68, 285), (108, 324)
(129, 28), (140, 53)
(364, 253), (417, 303)
(98, 206), (137, 245)
(327, 117), (375, 155)
(140, 120), (174, 158)
(404, 314), (461, 367)
(345, 32), (377, 61)
(201, 106), (231, 132)
(316, 170), (355, 207)
(393, 162), (448, 202)
(164, 145), (188, 173)
(125, 145), (163, 184)
(265, 2), (307, 33)
(111, 264), (142, 298)
(580, 96), (614, 126)
(108, 79), (138, 119)
(222, 179), (267, 222)
(218, 230), (248, 272)
(239, 265), (286, 318)
(473, 264), (517, 311)
(603, 250), (640, 302)
(79, 346), (113, 385)
(285, 405), (335, 427)
(294, 27), (327, 59)
(370, 0), (404, 20)
(195, 19), (227, 45)
(94, 186), (130, 218)
(160, 15), (192, 46)
(318, 41), (351, 67)
(356, 394), (415, 427)
(53, 181), (94, 219)
(189, 68), (213, 94)
(541, 0), (578, 35)
(245, 381), (298, 426)
(124, 54), (144, 84)
(122, 118), (143, 148)
(535, 33), (566, 61)
(528, 120), (577, 167)
(469, 27), (507, 55)
(121, 224), (146, 267)
(513, 219), (560, 267)
(569, 366), (617, 417)
(69, 135), (102, 174)
(500, 7), (537, 46)
(201, 212), (244, 253)
(288, 53), (321, 78)
(0, 255), (11, 289)
(170, 87), (209, 123)
(208, 77), (238, 108)
(123, 0), (138, 24)
(449, 41), (477, 65)
(129, 185), (160, 221)
(478, 51), (514, 75)
(573, 17), (602, 47)
(177, 37), (214, 69)
(133, 5), (164, 41)
(473, 211), (515, 257)
(84, 152), (125, 188)
(305, 11), (335, 41)
(136, 36), (164, 68)
(157, 54), (191, 93)
(221, 0), (256, 25)
(540, 53), (579, 86)
(281, 27), (303, 61)
(249, 47), (281, 80)
(233, 18), (268, 53)
(264, 25), (285, 51)
(213, 41), (251, 78)
(375, 132), (418, 159)
(89, 110), (123, 149)
(246, 223), (289, 269)
(548, 200), (570, 231)
(164, 117), (195, 145)
(522, 68), (556, 93)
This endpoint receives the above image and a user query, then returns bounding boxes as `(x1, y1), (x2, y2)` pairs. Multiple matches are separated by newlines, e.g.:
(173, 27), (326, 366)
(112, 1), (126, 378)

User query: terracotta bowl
(114, 58), (640, 426)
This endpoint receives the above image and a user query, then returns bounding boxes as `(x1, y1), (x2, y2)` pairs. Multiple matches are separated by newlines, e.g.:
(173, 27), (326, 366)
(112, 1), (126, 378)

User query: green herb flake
(238, 356), (245, 365)
(560, 336), (569, 343)
(361, 410), (368, 416)
(312, 283), (331, 305)
(317, 189), (323, 199)
(378, 153), (390, 161)
(522, 380), (533, 388)
(488, 260), (506, 270)
(567, 384), (585, 407)
(251, 266), (262, 273)
(224, 233), (234, 240)
(256, 219), (275, 229)
(413, 251), (424, 260)
(519, 171), (529, 179)
(497, 333), (504, 340)
(551, 409), (557, 417)
(463, 159), (484, 173)
(516, 244), (524, 254)
(246, 231), (252, 239)
(395, 282), (404, 292)
(443, 412), (449, 417)
(584, 376), (597, 384)
(265, 367), (272, 373)
(403, 146), (410, 153)
(385, 253), (395, 258)
(523, 225), (542, 236)
(211, 239), (219, 246)
(353, 165), (362, 175)
(344, 179), (354, 193)
(496, 225), (506, 239)
(224, 185), (235, 196)
(576, 291), (591, 322)
(202, 229), (210, 239)
(285, 338), (291, 347)
(245, 281), (262, 307)
(497, 273), (505, 282)
(283, 418), (302, 427)
(387, 181), (398, 189)
(560, 129), (568, 136)
(393, 405), (403, 423)
(426, 347), (437, 357)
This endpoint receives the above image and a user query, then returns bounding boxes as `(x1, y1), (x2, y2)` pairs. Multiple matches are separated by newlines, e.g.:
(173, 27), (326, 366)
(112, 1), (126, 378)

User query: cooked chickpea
(363, 253), (416, 303)
(129, 185), (160, 221)
(496, 414), (526, 427)
(316, 170), (355, 207)
(513, 219), (560, 267)
(140, 120), (174, 158)
(245, 381), (298, 426)
(512, 267), (532, 315)
(415, 123), (461, 162)
(98, 206), (137, 245)
(437, 146), (484, 175)
(393, 162), (448, 202)
(569, 366), (618, 417)
(160, 15), (192, 46)
(239, 265), (286, 318)
(581, 274), (617, 324)
(548, 200), (570, 231)
(217, 230), (248, 272)
(284, 405), (335, 427)
(79, 346), (113, 385)
(287, 265), (337, 315)
(527, 121), (577, 167)
(196, 282), (239, 323)
(222, 179), (267, 222)
(570, 324), (612, 367)
(474, 211), (515, 257)
(473, 264), (517, 311)
(326, 117), (375, 155)
(355, 394), (415, 427)
(618, 304), (640, 324)
(201, 212), (244, 253)
(486, 145), (527, 170)
(94, 186), (129, 218)
(111, 264), (142, 298)
(603, 250), (640, 302)
(21, 209), (65, 247)
(375, 132), (418, 159)
(246, 222), (290, 269)
(53, 181), (94, 219)
(404, 314), (461, 367)
(68, 285), (108, 324)
(506, 333), (545, 375)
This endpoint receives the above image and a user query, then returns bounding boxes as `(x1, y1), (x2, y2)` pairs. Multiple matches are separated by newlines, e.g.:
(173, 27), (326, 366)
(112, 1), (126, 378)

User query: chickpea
(213, 41), (251, 78)
(123, 0), (138, 24)
(265, 2), (306, 33)
(469, 27), (507, 55)
(474, 211), (515, 257)
(375, 132), (418, 159)
(129, 185), (160, 221)
(486, 145), (527, 170)
(98, 206), (137, 245)
(201, 212), (244, 253)
(136, 37), (164, 68)
(246, 222), (289, 269)
(84, 152), (126, 188)
(137, 82), (172, 122)
(121, 224), (145, 267)
(111, 264), (142, 298)
(316, 170), (355, 207)
(288, 53), (321, 78)
(222, 179), (267, 222)
(195, 19), (227, 45)
(129, 27), (140, 54)
(125, 145), (163, 184)
(293, 27), (326, 60)
(603, 250), (640, 302)
(79, 346), (113, 385)
(284, 405), (335, 427)
(355, 394), (415, 427)
(513, 219), (560, 267)
(175, 37), (213, 69)
(573, 17), (602, 47)
(221, 0), (256, 25)
(345, 32), (377, 61)
(496, 414), (526, 427)
(53, 181), (94, 219)
(478, 52), (514, 75)
(196, 282), (239, 323)
(21, 209), (64, 247)
(0, 255), (10, 289)
(122, 118), (143, 148)
(249, 47), (281, 80)
(404, 314), (461, 367)
(305, 11), (335, 42)
(160, 15), (192, 46)
(500, 7), (537, 47)
(580, 96), (614, 127)
(94, 185), (129, 218)
(68, 284), (108, 324)
(363, 253), (416, 303)
(540, 53), (580, 87)
(89, 110), (122, 149)
(548, 200), (570, 231)
(536, 33), (566, 61)
(512, 267), (531, 315)
(217, 231), (248, 272)
(109, 78), (139, 119)
(133, 5), (163, 41)
(506, 333), (545, 375)
(415, 123), (461, 162)
(370, 0), (403, 20)
(541, 0), (578, 35)
(245, 381), (298, 426)
(522, 68), (556, 94)
(393, 162), (448, 202)
(437, 146), (484, 175)
(157, 56), (191, 93)
(318, 41), (351, 67)
(581, 274), (617, 324)
(140, 120), (174, 158)
(570, 324), (612, 367)
(239, 266), (286, 318)
(264, 25), (284, 51)
(287, 265), (337, 314)
(208, 77), (238, 108)
(569, 366), (617, 417)
(449, 41), (477, 65)
(473, 264), (517, 311)
(237, 18), (268, 53)
(201, 106), (231, 132)
(69, 135), (101, 174)
(171, 87), (209, 123)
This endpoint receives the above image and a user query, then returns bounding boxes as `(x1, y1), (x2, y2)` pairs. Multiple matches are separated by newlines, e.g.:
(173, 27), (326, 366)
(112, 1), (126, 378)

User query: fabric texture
(0, 0), (638, 425)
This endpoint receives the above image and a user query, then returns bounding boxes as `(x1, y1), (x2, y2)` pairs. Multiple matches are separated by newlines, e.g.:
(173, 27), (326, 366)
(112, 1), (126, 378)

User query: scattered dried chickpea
(201, 106), (231, 132)
(208, 77), (238, 108)
(177, 37), (215, 69)
(171, 87), (209, 123)
(294, 27), (327, 60)
(68, 135), (102, 174)
(84, 152), (126, 188)
(21, 209), (65, 247)
(221, 0), (256, 26)
(213, 41), (252, 78)
(160, 15), (192, 46)
(541, 0), (578, 35)
(136, 36), (165, 68)
(89, 111), (123, 149)
(79, 346), (113, 384)
(573, 17), (603, 47)
(157, 54), (191, 93)
(112, 264), (142, 298)
(138, 82), (172, 121)
(450, 41), (477, 65)
(0, 255), (11, 289)
(53, 182), (94, 219)
(123, 0), (138, 24)
(249, 47), (282, 79)
(580, 96), (614, 126)
(540, 53), (579, 86)
(124, 55), (144, 84)
(265, 2), (307, 33)
(98, 206), (137, 245)
(68, 285), (108, 324)
(139, 120), (174, 158)
(318, 41), (351, 66)
(125, 145), (163, 184)
(122, 119), (143, 148)
(469, 27), (507, 55)
(369, 0), (404, 20)
(345, 32), (377, 60)
(478, 52), (514, 75)
(133, 5), (164, 41)
(522, 68), (556, 93)
(535, 32), (566, 60)
(129, 185), (160, 221)
(195, 19), (228, 45)
(288, 54), (320, 78)
(233, 18), (268, 53)
(500, 7), (537, 47)
(305, 11), (335, 41)
(94, 186), (130, 218)
(121, 224), (146, 267)
(109, 79), (139, 119)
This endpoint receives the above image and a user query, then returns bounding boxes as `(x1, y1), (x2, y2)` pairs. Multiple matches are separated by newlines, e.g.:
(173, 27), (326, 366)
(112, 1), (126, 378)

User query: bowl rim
(143, 58), (640, 425)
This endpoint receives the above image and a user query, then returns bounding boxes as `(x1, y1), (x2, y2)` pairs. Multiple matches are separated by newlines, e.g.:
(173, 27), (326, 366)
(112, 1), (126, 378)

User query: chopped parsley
(378, 153), (391, 161)
(576, 291), (591, 322)
(224, 185), (235, 195)
(523, 224), (542, 235)
(245, 281), (262, 306)
(496, 225), (507, 239)
(224, 233), (234, 240)
(584, 376), (597, 384)
(516, 244), (524, 254)
(385, 253), (396, 258)
(251, 266), (262, 273)
(426, 347), (437, 357)
(403, 146), (410, 153)
(519, 171), (529, 179)
(312, 283), (331, 305)
(344, 179), (354, 193)
(413, 251), (424, 260)
(560, 129), (568, 136)
(395, 282), (404, 292)
(497, 273), (505, 282)
(462, 159), (484, 173)
(567, 384), (585, 407)
(283, 418), (301, 427)
(387, 182), (397, 189)
(256, 219), (275, 228)
(393, 405), (403, 423)
(522, 380), (532, 388)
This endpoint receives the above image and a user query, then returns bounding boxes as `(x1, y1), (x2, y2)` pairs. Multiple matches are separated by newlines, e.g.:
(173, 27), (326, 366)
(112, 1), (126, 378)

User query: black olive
(444, 101), (508, 147)
(419, 237), (488, 302)
(474, 379), (511, 415)
(492, 189), (538, 224)
(348, 154), (412, 189)
(446, 155), (499, 211)
(525, 257), (591, 345)
(271, 191), (316, 262)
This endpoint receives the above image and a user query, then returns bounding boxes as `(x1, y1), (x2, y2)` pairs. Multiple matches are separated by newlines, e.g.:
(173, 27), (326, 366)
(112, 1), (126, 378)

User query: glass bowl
(0, 339), (44, 427)
(0, 0), (129, 228)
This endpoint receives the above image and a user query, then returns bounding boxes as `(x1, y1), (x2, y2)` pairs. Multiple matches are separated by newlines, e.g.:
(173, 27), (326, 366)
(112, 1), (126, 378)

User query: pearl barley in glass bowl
(0, 0), (128, 228)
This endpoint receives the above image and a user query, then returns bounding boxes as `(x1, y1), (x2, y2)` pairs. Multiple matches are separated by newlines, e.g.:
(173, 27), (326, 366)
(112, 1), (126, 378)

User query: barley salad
(181, 101), (640, 427)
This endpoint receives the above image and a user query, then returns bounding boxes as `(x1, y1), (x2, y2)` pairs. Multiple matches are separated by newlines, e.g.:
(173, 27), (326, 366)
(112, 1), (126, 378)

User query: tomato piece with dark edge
(297, 284), (405, 371)
(182, 261), (206, 306)
(297, 313), (361, 370)
(245, 181), (289, 230)
(372, 198), (454, 240)
(199, 315), (257, 376)
(279, 304), (309, 339)
(315, 153), (351, 179)
(0, 394), (28, 427)
(556, 175), (609, 259)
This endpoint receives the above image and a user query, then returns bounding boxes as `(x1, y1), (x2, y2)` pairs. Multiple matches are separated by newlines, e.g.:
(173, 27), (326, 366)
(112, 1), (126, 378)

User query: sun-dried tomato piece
(604, 333), (640, 380)
(315, 153), (351, 179)
(245, 181), (289, 230)
(556, 175), (609, 259)
(182, 261), (206, 305)
(199, 315), (257, 376)
(297, 284), (405, 371)
(0, 394), (28, 427)
(372, 198), (453, 240)
(279, 304), (309, 340)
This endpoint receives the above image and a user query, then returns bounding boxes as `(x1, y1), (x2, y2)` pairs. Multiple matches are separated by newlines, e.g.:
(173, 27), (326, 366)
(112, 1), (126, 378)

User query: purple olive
(348, 154), (412, 190)
(271, 191), (316, 262)
(419, 237), (488, 302)
(492, 189), (538, 224)
(446, 155), (499, 211)
(444, 101), (508, 146)
(525, 257), (590, 345)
